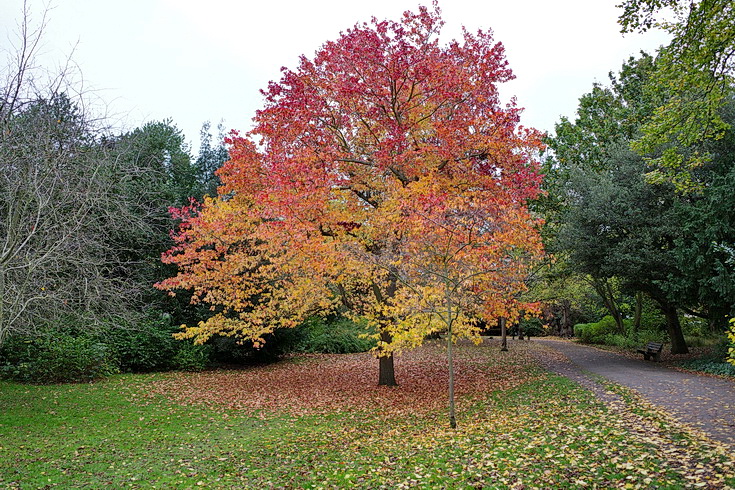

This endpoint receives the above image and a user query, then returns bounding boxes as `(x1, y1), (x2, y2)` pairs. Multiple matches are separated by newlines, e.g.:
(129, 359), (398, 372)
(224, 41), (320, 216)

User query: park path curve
(533, 338), (735, 447)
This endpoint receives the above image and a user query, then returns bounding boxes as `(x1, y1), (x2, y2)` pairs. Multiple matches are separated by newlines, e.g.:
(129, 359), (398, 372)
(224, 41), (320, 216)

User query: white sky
(0, 0), (669, 153)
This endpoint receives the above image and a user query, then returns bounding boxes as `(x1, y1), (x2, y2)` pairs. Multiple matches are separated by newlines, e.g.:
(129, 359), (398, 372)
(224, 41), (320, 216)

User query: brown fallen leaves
(149, 338), (540, 416)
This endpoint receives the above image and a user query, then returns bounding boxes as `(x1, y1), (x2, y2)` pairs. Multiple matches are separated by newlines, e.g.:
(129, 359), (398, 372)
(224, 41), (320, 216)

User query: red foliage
(156, 3), (545, 360)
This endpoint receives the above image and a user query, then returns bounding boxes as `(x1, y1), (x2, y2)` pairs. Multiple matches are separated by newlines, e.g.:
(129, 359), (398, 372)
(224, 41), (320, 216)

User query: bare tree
(0, 3), (164, 345)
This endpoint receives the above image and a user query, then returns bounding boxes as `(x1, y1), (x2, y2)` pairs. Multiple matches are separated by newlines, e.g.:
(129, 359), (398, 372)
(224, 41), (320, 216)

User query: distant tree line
(534, 0), (735, 360)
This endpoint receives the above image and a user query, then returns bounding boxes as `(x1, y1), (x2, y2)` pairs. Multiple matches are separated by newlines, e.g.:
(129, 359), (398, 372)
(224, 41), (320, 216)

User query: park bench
(637, 342), (663, 361)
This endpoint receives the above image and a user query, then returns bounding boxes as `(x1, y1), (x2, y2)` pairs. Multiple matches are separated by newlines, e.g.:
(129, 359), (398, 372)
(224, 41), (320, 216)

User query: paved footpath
(533, 338), (735, 447)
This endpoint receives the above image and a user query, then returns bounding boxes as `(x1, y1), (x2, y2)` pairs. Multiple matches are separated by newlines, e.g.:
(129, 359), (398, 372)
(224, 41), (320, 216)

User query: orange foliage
(156, 5), (544, 356)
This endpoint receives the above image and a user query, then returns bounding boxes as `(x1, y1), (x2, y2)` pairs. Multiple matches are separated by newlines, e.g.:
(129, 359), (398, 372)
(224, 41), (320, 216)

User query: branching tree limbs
(0, 5), (204, 345)
(158, 5), (544, 395)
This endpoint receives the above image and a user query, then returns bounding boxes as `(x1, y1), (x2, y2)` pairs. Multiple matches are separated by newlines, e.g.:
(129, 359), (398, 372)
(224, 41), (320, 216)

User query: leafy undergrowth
(676, 357), (735, 378)
(0, 339), (732, 488)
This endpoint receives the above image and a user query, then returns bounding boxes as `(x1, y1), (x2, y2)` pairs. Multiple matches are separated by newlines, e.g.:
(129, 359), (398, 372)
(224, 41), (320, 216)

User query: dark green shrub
(0, 331), (118, 383)
(104, 312), (214, 372)
(171, 342), (213, 371)
(104, 313), (180, 372)
(0, 312), (215, 382)
(208, 327), (304, 365)
(294, 316), (377, 354)
(519, 317), (545, 337)
(573, 322), (592, 342)
(574, 316), (628, 343)
(679, 345), (735, 377)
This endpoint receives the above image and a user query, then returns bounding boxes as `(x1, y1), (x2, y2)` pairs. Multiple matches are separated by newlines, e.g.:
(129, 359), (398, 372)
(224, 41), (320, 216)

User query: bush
(104, 312), (215, 372)
(293, 316), (377, 354)
(634, 329), (667, 345)
(679, 358), (735, 377)
(0, 312), (216, 383)
(208, 329), (301, 365)
(0, 330), (118, 383)
(573, 316), (625, 343)
(680, 337), (735, 377)
(206, 316), (375, 365)
(104, 313), (181, 372)
(681, 315), (709, 338)
(171, 342), (213, 371)
(600, 333), (638, 349)
(519, 317), (545, 337)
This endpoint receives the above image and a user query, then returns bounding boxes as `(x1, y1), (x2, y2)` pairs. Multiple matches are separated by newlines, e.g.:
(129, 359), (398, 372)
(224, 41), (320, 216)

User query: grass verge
(1, 340), (732, 488)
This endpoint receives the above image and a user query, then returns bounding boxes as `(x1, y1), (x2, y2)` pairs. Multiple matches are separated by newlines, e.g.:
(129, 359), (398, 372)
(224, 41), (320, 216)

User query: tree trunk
(561, 299), (571, 337)
(592, 278), (625, 334)
(447, 320), (456, 429)
(378, 354), (397, 386)
(371, 276), (399, 387)
(659, 301), (689, 354)
(445, 276), (457, 429)
(377, 330), (397, 386)
(500, 317), (508, 351)
(633, 291), (643, 334)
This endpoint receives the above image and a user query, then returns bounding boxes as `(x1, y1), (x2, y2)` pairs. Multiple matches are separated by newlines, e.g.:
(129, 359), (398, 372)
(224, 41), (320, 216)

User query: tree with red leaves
(157, 4), (544, 393)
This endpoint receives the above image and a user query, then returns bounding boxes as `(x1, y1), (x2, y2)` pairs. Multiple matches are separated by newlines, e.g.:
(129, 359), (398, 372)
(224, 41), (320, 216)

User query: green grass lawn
(1, 341), (733, 488)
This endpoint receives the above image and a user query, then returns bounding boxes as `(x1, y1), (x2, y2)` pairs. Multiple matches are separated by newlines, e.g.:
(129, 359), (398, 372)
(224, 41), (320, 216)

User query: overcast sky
(1, 0), (669, 152)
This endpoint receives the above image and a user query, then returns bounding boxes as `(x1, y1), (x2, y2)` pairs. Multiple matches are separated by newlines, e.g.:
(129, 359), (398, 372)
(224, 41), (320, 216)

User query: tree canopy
(157, 5), (544, 385)
(618, 0), (735, 190)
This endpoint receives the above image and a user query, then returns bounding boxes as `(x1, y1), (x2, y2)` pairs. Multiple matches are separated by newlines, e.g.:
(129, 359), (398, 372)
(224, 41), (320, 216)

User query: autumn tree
(157, 5), (544, 388)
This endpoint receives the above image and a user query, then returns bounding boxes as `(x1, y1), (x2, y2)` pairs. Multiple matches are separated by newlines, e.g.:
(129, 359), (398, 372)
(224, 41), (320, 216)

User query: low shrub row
(0, 333), (118, 384)
(573, 315), (667, 347)
(289, 316), (377, 354)
(573, 316), (626, 344)
(0, 313), (212, 384)
(0, 313), (376, 384)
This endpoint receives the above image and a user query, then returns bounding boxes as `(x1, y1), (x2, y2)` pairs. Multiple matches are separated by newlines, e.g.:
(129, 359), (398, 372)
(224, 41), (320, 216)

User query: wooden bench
(637, 342), (663, 361)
